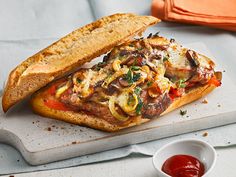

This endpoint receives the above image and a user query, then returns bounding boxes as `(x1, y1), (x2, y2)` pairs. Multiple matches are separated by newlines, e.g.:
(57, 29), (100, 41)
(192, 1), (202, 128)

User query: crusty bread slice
(30, 73), (221, 132)
(2, 13), (160, 112)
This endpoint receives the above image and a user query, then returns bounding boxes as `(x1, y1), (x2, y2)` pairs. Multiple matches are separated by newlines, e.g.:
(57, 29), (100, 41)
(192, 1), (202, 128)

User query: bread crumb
(202, 132), (208, 137)
(72, 141), (76, 144)
(47, 127), (51, 131)
(201, 99), (208, 104)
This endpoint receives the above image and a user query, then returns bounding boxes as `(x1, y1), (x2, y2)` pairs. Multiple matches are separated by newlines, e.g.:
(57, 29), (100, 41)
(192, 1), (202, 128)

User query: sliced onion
(55, 85), (68, 98)
(108, 96), (129, 121)
(112, 59), (121, 71)
(122, 84), (136, 92)
(117, 92), (138, 113)
(102, 67), (129, 88)
(55, 81), (71, 98)
(141, 65), (150, 74)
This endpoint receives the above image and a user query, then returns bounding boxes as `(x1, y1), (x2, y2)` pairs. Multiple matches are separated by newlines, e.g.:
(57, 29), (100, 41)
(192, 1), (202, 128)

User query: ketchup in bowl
(162, 154), (205, 177)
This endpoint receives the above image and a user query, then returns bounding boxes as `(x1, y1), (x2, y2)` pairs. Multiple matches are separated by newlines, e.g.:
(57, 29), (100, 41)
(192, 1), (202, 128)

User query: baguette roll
(30, 35), (222, 132)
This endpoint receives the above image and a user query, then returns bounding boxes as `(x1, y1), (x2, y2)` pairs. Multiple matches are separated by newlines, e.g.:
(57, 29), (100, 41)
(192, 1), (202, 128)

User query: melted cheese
(167, 44), (191, 70)
(167, 43), (212, 70)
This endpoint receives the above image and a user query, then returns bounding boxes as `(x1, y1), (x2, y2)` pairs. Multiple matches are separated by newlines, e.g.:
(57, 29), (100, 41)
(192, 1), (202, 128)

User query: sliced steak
(140, 90), (172, 118)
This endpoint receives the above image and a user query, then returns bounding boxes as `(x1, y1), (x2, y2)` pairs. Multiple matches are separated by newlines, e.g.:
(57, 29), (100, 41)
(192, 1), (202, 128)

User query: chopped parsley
(95, 61), (106, 71)
(133, 58), (138, 66)
(170, 77), (178, 83)
(134, 86), (142, 95)
(138, 47), (143, 51)
(180, 109), (187, 116)
(131, 66), (140, 71)
(76, 78), (82, 83)
(128, 94), (135, 106)
(129, 44), (134, 47)
(136, 97), (143, 115)
(124, 68), (141, 84)
(177, 79), (186, 88)
(147, 81), (153, 87)
(133, 73), (141, 82)
(163, 57), (169, 62)
(124, 68), (133, 84)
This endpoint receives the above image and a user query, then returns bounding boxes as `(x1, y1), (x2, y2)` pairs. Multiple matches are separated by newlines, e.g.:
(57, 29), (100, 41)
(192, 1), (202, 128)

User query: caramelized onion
(108, 96), (129, 121)
(112, 59), (121, 71)
(102, 68), (129, 88)
(117, 91), (139, 113)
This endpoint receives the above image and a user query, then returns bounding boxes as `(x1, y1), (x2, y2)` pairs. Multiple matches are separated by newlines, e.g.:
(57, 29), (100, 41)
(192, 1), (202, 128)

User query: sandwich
(2, 13), (221, 132)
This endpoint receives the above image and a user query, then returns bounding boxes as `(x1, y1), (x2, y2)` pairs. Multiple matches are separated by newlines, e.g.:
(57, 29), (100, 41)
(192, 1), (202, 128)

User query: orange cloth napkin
(151, 0), (236, 31)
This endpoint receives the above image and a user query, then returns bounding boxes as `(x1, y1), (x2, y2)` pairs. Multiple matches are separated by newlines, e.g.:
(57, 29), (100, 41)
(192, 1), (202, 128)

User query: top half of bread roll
(2, 13), (160, 112)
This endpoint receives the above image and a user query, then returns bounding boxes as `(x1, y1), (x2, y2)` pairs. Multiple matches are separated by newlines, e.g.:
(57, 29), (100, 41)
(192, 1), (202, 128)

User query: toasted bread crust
(30, 73), (221, 132)
(2, 14), (160, 112)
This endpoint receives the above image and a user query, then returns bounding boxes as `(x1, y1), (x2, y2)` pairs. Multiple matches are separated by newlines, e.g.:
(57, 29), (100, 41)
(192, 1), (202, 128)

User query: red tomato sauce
(162, 155), (205, 177)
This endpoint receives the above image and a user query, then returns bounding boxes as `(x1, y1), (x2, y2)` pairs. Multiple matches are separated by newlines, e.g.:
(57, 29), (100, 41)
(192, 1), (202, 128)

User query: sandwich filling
(41, 34), (221, 125)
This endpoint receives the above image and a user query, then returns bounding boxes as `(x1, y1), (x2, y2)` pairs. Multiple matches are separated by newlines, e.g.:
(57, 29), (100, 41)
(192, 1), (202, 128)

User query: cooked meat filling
(42, 35), (220, 125)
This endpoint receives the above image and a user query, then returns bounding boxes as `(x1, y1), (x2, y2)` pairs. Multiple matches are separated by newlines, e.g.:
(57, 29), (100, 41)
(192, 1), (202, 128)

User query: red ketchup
(162, 155), (205, 177)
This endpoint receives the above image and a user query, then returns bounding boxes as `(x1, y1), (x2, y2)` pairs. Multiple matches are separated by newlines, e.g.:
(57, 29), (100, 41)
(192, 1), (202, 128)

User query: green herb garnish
(163, 57), (169, 62)
(131, 66), (140, 71)
(133, 73), (141, 82)
(180, 109), (187, 116)
(124, 68), (141, 84)
(136, 97), (143, 115)
(129, 44), (134, 47)
(134, 87), (142, 95)
(170, 77), (178, 83)
(138, 47), (143, 51)
(95, 61), (106, 71)
(147, 81), (153, 87)
(76, 78), (82, 83)
(124, 68), (133, 84)
(177, 79), (186, 88)
(128, 94), (135, 106)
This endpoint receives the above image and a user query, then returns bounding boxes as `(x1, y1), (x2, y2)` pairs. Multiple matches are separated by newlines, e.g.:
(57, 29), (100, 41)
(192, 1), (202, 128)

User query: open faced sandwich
(2, 13), (221, 132)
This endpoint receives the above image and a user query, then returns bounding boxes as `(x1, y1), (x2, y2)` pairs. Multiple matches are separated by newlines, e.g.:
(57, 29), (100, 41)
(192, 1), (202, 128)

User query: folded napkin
(151, 0), (236, 31)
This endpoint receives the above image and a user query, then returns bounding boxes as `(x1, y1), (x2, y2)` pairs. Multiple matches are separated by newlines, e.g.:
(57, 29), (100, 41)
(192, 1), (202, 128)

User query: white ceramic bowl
(152, 139), (217, 177)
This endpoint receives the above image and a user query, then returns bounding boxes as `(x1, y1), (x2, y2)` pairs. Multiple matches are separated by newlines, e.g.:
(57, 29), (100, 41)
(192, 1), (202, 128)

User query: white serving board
(1, 43), (236, 165)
